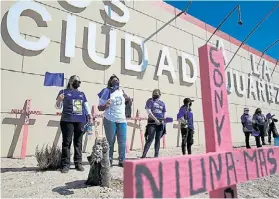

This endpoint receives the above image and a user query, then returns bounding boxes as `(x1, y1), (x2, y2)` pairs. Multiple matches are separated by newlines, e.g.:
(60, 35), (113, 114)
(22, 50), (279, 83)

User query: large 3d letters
(6, 0), (52, 51)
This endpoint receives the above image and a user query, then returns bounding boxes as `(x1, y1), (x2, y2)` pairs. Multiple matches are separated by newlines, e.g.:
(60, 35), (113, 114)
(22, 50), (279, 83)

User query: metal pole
(206, 5), (242, 44)
(256, 39), (279, 69)
(225, 2), (279, 70)
(271, 59), (279, 77)
(143, 1), (192, 43)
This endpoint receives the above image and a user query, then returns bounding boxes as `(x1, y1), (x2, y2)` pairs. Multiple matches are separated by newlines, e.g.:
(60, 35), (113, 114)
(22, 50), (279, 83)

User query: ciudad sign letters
(3, 0), (279, 104)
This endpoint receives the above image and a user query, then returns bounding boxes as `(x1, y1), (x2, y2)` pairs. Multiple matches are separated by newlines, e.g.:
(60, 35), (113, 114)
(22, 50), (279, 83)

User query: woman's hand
(105, 99), (112, 107)
(57, 94), (64, 102)
(155, 120), (161, 125)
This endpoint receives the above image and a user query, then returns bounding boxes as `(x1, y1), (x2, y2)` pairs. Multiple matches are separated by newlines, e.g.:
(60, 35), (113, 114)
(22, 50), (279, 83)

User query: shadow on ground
(52, 180), (89, 196)
(1, 167), (39, 173)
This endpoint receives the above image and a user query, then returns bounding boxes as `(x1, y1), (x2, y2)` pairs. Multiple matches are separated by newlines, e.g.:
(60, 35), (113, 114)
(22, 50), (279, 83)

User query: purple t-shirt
(177, 106), (194, 130)
(56, 89), (88, 123)
(253, 113), (266, 126)
(145, 98), (166, 120)
(240, 114), (253, 131)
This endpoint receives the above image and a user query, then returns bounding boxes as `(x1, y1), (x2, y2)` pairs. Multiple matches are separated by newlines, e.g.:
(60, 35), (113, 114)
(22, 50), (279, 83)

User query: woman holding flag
(97, 75), (132, 167)
(55, 75), (92, 173)
(141, 89), (167, 158)
(177, 98), (194, 155)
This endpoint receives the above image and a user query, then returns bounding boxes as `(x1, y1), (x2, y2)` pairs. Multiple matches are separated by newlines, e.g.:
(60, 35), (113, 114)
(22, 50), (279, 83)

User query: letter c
(6, 0), (52, 51)
(65, 0), (92, 8)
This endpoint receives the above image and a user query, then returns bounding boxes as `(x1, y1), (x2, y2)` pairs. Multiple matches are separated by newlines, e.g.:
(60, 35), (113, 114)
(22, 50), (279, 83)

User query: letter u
(234, 71), (246, 97)
(87, 23), (117, 65)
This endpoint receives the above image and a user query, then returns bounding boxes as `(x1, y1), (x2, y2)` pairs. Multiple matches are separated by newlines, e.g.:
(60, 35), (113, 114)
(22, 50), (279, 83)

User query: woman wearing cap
(55, 75), (92, 173)
(177, 98), (194, 155)
(253, 108), (267, 146)
(97, 75), (132, 167)
(141, 89), (166, 158)
(266, 113), (278, 144)
(240, 108), (253, 149)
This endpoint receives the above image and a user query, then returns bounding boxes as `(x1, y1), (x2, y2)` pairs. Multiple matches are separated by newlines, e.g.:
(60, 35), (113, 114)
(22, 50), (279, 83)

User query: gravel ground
(1, 145), (279, 198)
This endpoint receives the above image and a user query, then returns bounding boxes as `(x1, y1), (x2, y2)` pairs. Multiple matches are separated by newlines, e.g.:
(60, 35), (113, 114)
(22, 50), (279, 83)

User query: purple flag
(97, 88), (111, 101)
(165, 117), (173, 123)
(44, 72), (64, 87)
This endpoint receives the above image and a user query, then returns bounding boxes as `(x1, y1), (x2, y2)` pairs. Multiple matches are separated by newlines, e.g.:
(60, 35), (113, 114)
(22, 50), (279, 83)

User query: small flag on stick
(44, 72), (64, 87)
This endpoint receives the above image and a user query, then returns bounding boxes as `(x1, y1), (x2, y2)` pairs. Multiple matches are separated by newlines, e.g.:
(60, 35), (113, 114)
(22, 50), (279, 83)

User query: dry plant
(35, 144), (62, 171)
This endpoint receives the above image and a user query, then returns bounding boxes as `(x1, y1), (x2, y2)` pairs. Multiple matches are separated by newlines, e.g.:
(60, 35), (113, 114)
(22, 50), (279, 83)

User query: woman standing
(55, 75), (92, 173)
(97, 75), (131, 167)
(177, 98), (194, 155)
(240, 108), (253, 149)
(253, 108), (267, 146)
(141, 89), (166, 158)
(266, 113), (278, 144)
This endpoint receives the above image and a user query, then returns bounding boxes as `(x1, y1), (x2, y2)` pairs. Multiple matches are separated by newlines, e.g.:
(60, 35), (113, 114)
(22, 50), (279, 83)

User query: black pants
(268, 128), (277, 143)
(181, 128), (194, 155)
(258, 125), (266, 144)
(246, 131), (262, 148)
(255, 136), (261, 148)
(142, 124), (164, 158)
(60, 121), (84, 167)
(244, 132), (251, 148)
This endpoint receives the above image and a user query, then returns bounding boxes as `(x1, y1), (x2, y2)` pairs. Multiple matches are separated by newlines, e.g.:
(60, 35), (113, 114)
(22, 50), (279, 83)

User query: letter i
(65, 14), (77, 58)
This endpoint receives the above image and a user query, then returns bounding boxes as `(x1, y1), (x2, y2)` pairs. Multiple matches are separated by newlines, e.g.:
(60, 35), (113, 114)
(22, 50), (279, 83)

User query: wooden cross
(129, 110), (144, 151)
(123, 44), (279, 198)
(3, 100), (36, 159)
(173, 122), (181, 147)
(47, 120), (62, 152)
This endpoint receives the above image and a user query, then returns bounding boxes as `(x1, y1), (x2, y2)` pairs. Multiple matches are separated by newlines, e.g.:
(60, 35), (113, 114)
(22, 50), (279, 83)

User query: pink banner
(124, 147), (279, 198)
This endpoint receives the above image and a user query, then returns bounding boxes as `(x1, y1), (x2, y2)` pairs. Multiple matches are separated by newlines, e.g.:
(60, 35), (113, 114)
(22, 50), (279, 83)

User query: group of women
(241, 107), (278, 149)
(55, 74), (195, 173)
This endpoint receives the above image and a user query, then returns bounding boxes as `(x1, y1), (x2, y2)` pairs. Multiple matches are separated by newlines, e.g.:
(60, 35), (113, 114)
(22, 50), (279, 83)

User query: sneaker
(75, 164), (84, 172)
(61, 166), (70, 173)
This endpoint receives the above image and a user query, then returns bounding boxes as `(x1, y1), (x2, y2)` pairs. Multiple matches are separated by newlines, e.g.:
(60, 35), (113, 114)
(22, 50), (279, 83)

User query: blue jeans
(103, 117), (127, 163)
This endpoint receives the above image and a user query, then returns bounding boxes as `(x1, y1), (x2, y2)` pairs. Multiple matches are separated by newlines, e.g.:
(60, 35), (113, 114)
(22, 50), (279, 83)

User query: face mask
(72, 80), (80, 89)
(152, 95), (159, 100)
(111, 81), (119, 90)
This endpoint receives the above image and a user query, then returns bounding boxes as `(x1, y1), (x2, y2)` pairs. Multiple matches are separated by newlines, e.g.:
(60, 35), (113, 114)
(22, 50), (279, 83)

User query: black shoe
(269, 141), (272, 145)
(61, 166), (70, 173)
(257, 145), (262, 148)
(75, 164), (84, 172)
(262, 142), (267, 145)
(246, 146), (251, 149)
(118, 162), (123, 167)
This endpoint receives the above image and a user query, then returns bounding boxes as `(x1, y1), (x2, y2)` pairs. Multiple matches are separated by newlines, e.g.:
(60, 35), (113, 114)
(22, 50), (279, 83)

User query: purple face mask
(111, 81), (119, 90)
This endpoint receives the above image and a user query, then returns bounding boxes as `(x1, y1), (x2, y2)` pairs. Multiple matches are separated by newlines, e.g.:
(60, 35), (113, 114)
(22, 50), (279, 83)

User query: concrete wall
(1, 0), (279, 157)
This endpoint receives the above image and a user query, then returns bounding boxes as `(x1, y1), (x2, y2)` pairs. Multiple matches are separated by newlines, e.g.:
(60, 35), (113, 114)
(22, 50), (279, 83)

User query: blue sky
(165, 1), (279, 60)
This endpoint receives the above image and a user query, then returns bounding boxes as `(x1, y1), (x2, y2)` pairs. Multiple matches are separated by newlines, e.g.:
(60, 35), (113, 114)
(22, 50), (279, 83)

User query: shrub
(35, 144), (62, 171)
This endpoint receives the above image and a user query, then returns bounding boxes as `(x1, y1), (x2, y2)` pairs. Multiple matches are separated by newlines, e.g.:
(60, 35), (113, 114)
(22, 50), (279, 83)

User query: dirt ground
(1, 146), (279, 198)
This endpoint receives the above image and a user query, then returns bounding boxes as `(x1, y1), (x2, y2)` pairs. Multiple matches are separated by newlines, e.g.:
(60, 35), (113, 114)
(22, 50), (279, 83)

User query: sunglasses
(73, 80), (81, 84)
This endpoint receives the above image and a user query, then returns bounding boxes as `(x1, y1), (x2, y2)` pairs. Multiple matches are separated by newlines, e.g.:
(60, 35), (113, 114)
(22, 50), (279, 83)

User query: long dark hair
(67, 75), (79, 89)
(254, 108), (261, 116)
(107, 74), (119, 88)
